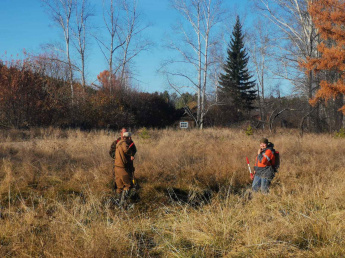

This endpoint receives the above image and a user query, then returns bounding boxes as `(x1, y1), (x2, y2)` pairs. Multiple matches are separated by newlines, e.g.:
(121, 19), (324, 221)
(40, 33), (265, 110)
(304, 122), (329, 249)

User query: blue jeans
(252, 175), (271, 193)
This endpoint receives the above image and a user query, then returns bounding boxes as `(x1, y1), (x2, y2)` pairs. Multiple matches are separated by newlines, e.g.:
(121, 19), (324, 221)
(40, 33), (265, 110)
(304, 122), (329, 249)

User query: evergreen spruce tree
(219, 16), (257, 117)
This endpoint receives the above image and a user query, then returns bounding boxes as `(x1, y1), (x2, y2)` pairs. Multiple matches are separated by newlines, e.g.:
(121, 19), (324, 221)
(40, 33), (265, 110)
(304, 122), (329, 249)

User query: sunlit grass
(0, 127), (344, 256)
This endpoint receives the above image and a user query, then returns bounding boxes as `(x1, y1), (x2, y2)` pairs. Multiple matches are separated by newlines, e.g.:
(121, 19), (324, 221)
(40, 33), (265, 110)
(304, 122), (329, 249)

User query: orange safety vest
(254, 148), (275, 171)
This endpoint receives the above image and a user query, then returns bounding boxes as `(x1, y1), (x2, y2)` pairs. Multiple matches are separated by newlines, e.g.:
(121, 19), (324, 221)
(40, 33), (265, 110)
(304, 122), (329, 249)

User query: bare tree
(71, 0), (94, 90)
(32, 50), (71, 81)
(247, 19), (276, 124)
(253, 0), (320, 129)
(162, 0), (225, 129)
(96, 0), (122, 82)
(95, 0), (151, 90)
(118, 0), (152, 88)
(42, 0), (76, 102)
(254, 0), (319, 94)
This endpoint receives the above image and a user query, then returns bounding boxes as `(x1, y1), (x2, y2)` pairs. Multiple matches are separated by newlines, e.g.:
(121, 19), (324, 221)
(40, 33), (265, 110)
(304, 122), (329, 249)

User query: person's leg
(261, 178), (271, 194)
(115, 168), (131, 207)
(122, 172), (132, 191)
(252, 175), (261, 192)
(115, 167), (126, 194)
(113, 164), (117, 190)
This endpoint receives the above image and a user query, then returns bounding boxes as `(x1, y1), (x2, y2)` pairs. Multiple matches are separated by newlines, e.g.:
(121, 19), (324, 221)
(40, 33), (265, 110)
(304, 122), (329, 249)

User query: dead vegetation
(0, 127), (344, 257)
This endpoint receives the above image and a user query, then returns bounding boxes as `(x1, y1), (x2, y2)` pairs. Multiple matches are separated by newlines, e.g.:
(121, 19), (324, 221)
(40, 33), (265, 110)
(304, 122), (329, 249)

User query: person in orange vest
(252, 138), (276, 193)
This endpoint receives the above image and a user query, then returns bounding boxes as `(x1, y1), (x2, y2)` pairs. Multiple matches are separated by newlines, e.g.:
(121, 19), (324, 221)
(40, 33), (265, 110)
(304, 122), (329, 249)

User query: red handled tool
(246, 157), (254, 180)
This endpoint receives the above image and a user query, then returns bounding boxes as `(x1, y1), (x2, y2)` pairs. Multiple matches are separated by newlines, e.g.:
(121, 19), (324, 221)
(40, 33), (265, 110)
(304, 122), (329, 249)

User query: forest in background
(1, 0), (345, 132)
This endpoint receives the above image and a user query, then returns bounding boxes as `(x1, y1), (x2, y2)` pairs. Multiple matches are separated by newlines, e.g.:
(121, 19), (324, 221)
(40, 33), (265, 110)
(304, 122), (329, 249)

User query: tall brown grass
(0, 127), (344, 257)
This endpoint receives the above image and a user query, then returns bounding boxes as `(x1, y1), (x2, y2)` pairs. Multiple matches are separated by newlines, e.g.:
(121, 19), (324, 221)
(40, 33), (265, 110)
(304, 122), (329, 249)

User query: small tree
(163, 0), (225, 129)
(42, 0), (75, 103)
(96, 0), (151, 90)
(72, 0), (94, 90)
(219, 16), (257, 120)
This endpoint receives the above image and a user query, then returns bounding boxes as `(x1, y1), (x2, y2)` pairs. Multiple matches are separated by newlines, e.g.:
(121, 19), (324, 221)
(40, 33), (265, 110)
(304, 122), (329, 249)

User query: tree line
(1, 0), (345, 132)
(158, 0), (345, 131)
(0, 56), (182, 129)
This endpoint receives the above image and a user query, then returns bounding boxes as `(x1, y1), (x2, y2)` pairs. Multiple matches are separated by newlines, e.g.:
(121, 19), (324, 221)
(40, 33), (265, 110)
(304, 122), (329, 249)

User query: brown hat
(260, 138), (268, 144)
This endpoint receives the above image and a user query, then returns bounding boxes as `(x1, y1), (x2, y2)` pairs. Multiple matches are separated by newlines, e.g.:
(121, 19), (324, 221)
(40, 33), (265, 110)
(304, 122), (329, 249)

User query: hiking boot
(114, 192), (122, 204)
(119, 189), (130, 207)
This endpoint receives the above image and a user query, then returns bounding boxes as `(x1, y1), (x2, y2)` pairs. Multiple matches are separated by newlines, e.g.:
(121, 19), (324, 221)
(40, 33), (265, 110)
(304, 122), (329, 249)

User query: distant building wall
(174, 117), (196, 129)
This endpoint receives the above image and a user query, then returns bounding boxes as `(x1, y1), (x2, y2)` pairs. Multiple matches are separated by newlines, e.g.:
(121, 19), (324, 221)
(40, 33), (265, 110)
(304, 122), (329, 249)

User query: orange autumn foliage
(301, 0), (345, 113)
(97, 70), (121, 91)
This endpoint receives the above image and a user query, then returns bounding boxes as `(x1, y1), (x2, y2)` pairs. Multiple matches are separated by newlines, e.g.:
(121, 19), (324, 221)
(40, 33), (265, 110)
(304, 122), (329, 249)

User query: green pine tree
(219, 16), (257, 116)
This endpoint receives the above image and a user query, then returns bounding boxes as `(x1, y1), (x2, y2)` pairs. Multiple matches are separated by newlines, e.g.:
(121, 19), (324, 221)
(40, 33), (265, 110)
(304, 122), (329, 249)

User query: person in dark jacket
(252, 138), (276, 193)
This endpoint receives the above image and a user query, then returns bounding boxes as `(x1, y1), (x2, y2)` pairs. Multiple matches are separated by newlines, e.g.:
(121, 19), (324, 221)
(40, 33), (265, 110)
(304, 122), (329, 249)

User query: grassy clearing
(0, 127), (344, 257)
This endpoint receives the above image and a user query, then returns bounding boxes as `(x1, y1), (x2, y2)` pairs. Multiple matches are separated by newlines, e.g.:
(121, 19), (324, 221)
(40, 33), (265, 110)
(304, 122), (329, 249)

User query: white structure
(180, 122), (189, 129)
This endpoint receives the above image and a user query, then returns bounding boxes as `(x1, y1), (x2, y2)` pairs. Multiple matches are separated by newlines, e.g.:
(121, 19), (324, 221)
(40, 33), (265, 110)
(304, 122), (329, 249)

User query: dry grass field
(0, 127), (344, 257)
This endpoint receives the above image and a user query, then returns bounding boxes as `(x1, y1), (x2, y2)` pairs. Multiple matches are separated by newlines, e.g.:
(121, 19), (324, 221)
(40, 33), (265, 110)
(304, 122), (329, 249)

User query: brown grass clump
(0, 127), (344, 257)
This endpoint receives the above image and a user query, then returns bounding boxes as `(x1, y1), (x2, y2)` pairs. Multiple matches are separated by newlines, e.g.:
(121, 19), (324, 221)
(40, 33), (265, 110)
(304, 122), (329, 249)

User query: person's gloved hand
(250, 173), (254, 181)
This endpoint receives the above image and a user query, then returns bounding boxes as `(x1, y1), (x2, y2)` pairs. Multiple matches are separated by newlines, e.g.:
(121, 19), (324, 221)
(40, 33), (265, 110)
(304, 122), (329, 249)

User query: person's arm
(128, 140), (136, 160)
(260, 149), (274, 166)
(109, 141), (116, 159)
(128, 140), (136, 153)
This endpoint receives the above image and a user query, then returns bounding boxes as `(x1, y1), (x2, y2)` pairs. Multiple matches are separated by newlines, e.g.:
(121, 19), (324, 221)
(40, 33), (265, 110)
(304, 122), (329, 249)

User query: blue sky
(1, 0), (258, 93)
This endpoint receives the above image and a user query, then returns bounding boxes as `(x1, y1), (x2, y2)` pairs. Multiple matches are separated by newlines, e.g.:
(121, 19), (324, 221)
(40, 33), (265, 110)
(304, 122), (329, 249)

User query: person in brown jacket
(109, 127), (137, 159)
(114, 131), (136, 205)
(109, 127), (137, 196)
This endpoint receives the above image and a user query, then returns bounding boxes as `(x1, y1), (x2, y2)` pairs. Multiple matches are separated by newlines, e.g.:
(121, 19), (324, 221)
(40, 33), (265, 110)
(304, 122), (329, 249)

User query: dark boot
(114, 192), (122, 204)
(119, 189), (130, 207)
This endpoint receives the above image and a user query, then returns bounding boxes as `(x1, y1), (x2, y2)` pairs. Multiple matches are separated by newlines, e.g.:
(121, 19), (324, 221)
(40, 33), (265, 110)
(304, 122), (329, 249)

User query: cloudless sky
(1, 0), (257, 93)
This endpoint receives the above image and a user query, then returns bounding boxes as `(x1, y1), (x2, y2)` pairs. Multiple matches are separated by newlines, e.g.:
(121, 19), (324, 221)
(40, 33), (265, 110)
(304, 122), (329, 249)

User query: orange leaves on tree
(310, 80), (345, 105)
(300, 0), (345, 113)
(97, 70), (121, 92)
(97, 70), (111, 85)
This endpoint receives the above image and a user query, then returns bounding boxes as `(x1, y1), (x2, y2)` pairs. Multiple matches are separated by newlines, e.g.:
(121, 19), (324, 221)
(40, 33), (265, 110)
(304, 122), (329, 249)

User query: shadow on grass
(164, 187), (212, 208)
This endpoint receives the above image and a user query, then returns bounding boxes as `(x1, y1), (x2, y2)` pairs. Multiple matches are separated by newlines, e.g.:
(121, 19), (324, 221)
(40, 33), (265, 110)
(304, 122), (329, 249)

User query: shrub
(245, 125), (253, 136)
(334, 128), (345, 138)
(139, 127), (151, 139)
